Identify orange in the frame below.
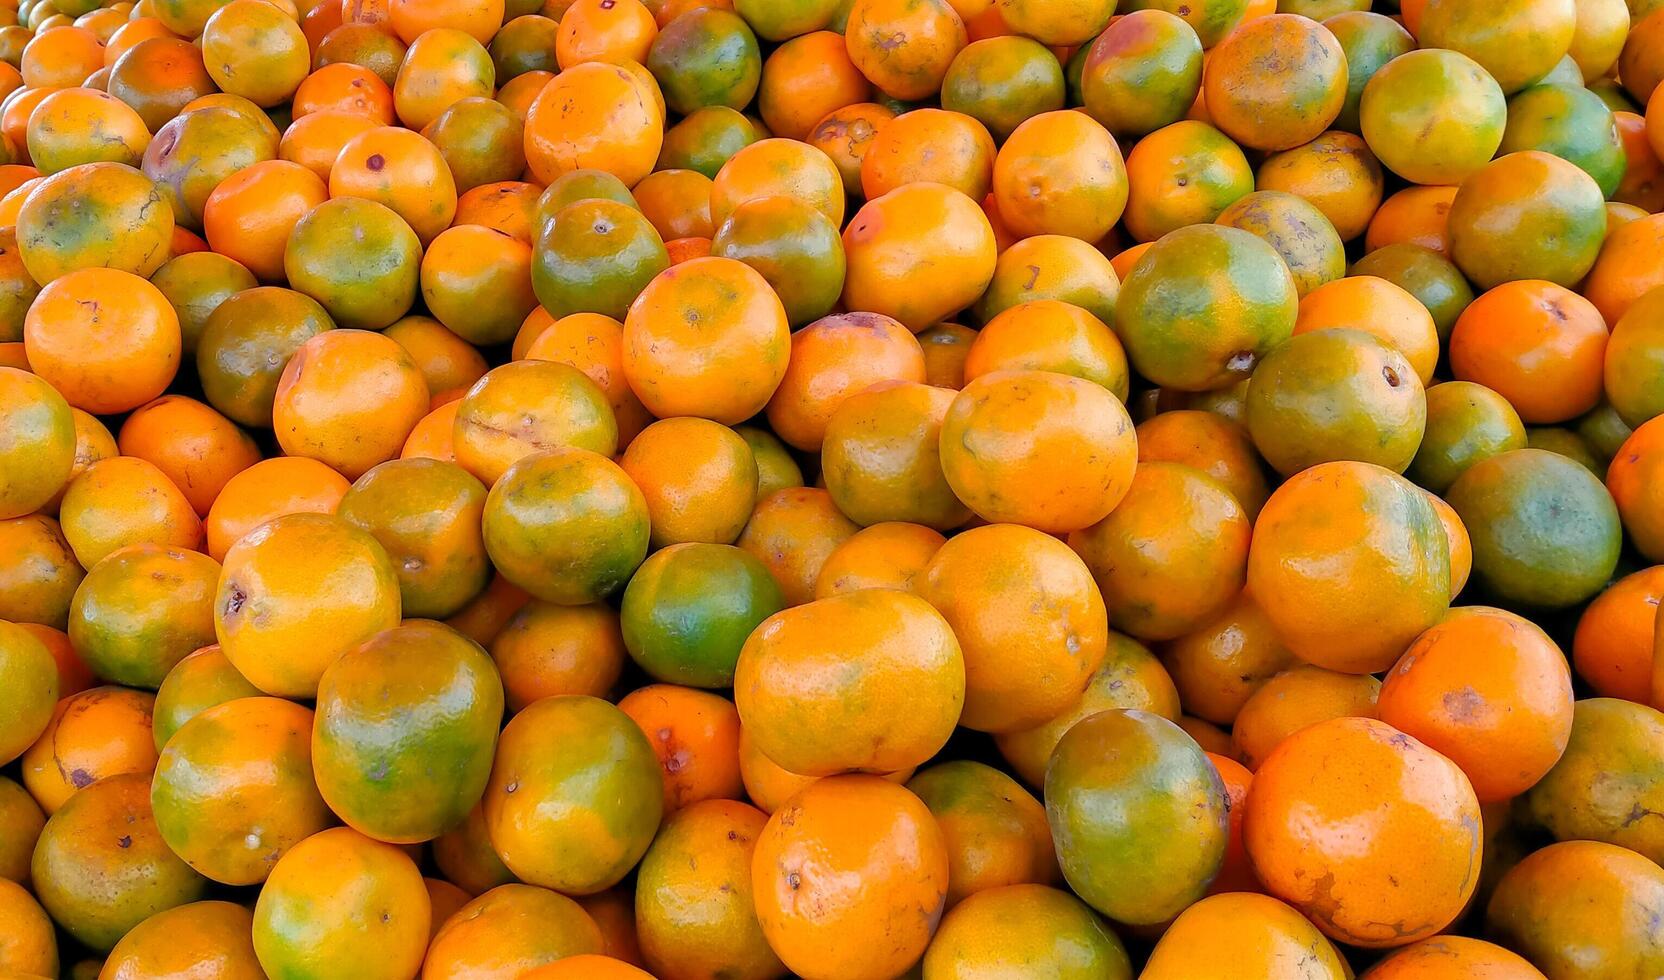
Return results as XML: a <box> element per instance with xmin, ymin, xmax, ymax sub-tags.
<box><xmin>251</xmin><ymin>828</ymin><xmax>430</xmax><ymax>980</ymax></box>
<box><xmin>1247</xmin><ymin>462</ymin><xmax>1450</xmax><ymax>674</ymax></box>
<box><xmin>1122</xmin><ymin>120</ymin><xmax>1253</xmax><ymax>243</ymax></box>
<box><xmin>907</xmin><ymin>762</ymin><xmax>1056</xmax><ymax>907</ymax></box>
<box><xmin>23</xmin><ymin>267</ymin><xmax>178</xmax><ymax>416</ymax></box>
<box><xmin>58</xmin><ymin>456</ymin><xmax>202</xmax><ymax>569</ymax></box>
<box><xmin>1609</xmin><ymin>418</ymin><xmax>1664</xmax><ymax>563</ymax></box>
<box><xmin>1231</xmin><ymin>664</ymin><xmax>1381</xmax><ymax>771</ymax></box>
<box><xmin>1446</xmin><ymin>151</ymin><xmax>1606</xmax><ymax>291</ymax></box>
<box><xmin>98</xmin><ymin>900</ymin><xmax>263</xmax><ymax>980</ymax></box>
<box><xmin>621</xmin><ymin>256</ymin><xmax>790</xmax><ymax>424</ymax></box>
<box><xmin>735</xmin><ymin>588</ymin><xmax>964</xmax><ymax>776</ymax></box>
<box><xmin>918</xmin><ymin>522</ymin><xmax>1107</xmax><ymax>733</ymax></box>
<box><xmin>924</xmin><ymin>884</ymin><xmax>1132</xmax><ymax>978</ymax></box>
<box><xmin>917</xmin><ymin>323</ymin><xmax>977</xmax><ymax>390</ymax></box>
<box><xmin>422</xmin><ymin>95</ymin><xmax>524</xmax><ymax>193</ymax></box>
<box><xmin>1359</xmin><ymin>48</ymin><xmax>1506</xmax><ymax>186</ymax></box>
<box><xmin>1079</xmin><ymin>10</ymin><xmax>1203</xmax><ymax>139</ymax></box>
<box><xmin>758</xmin><ymin>29</ymin><xmax>868</xmax><ymax>141</ymax></box>
<box><xmin>20</xmin><ymin>686</ymin><xmax>156</xmax><ymax>814</ymax></box>
<box><xmin>619</xmin><ymin>417</ymin><xmax>757</xmax><ymax>547</ymax></box>
<box><xmin>200</xmin><ymin>0</ymin><xmax>308</xmax><ymax>107</ymax></box>
<box><xmin>481</xmin><ymin>448</ymin><xmax>650</xmax><ymax>606</ymax></box>
<box><xmin>285</xmin><ymin>197</ymin><xmax>421</xmax><ymax>330</ymax></box>
<box><xmin>116</xmin><ymin>395</ymin><xmax>259</xmax><ymax>517</ymax></box>
<box><xmin>843</xmin><ymin>0</ymin><xmax>965</xmax><ymax>101</ymax></box>
<box><xmin>201</xmin><ymin>159</ymin><xmax>327</xmax><ymax>282</ymax></box>
<box><xmin>842</xmin><ymin>181</ymin><xmax>997</xmax><ymax>332</ymax></box>
<box><xmin>383</xmin><ymin>316</ymin><xmax>488</xmax><ymax>398</ymax></box>
<box><xmin>524</xmin><ymin>61</ymin><xmax>661</xmax><ymax>187</ymax></box>
<box><xmin>484</xmin><ymin>695</ymin><xmax>662</xmax><ymax>894</ymax></box>
<box><xmin>1586</xmin><ymin>214</ymin><xmax>1664</xmax><ymax>327</ymax></box>
<box><xmin>1408</xmin><ymin>381</ymin><xmax>1528</xmax><ymax>495</ymax></box>
<box><xmin>336</xmin><ymin>458</ymin><xmax>491</xmax><ymax>619</ymax></box>
<box><xmin>1135</xmin><ymin>409</ymin><xmax>1268</xmax><ymax>519</ymax></box>
<box><xmin>490</xmin><ymin>600</ymin><xmax>625</xmax><ymax>712</ymax></box>
<box><xmin>0</xmin><ymin>623</ymin><xmax>55</xmax><ymax>770</ymax></box>
<box><xmin>521</xmin><ymin>311</ymin><xmax>652</xmax><ymax>443</ymax></box>
<box><xmin>765</xmin><ymin>311</ymin><xmax>926</xmax><ymax>451</ymax></box>
<box><xmin>1068</xmin><ymin>461</ymin><xmax>1250</xmax><ymax>641</ymax></box>
<box><xmin>23</xmin><ymin>87</ymin><xmax>149</xmax><ymax>175</ymax></box>
<box><xmin>556</xmin><ymin>0</ymin><xmax>656</xmax><ymax>69</ymax></box>
<box><xmin>328</xmin><ymin>125</ymin><xmax>457</xmax><ymax>243</ymax></box>
<box><xmin>1365</xmin><ymin>186</ymin><xmax>1459</xmax><ymax>256</ymax></box>
<box><xmin>452</xmin><ymin>360</ymin><xmax>618</xmax><ymax>487</ymax></box>
<box><xmin>735</xmin><ymin>487</ymin><xmax>859</xmax><ymax>607</ymax></box>
<box><xmin>752</xmin><ymin>775</ymin><xmax>948</xmax><ymax>980</ymax></box>
<box><xmin>634</xmin><ymin>798</ymin><xmax>781</xmax><ymax>980</ymax></box>
<box><xmin>1247</xmin><ymin>718</ymin><xmax>1481</xmax><ymax>947</ymax></box>
<box><xmin>973</xmin><ymin>233</ymin><xmax>1120</xmax><ymax>328</ymax></box>
<box><xmin>30</xmin><ymin>772</ymin><xmax>206</xmax><ymax>951</ymax></box>
<box><xmin>203</xmin><ymin>456</ymin><xmax>350</xmax><ymax>561</ymax></box>
<box><xmin>150</xmin><ymin>643</ymin><xmax>261</xmax><ymax>750</ymax></box>
<box><xmin>1142</xmin><ymin>892</ymin><xmax>1347</xmax><ymax>979</ymax></box>
<box><xmin>1378</xmin><ymin>606</ymin><xmax>1574</xmax><ymax>803</ymax></box>
<box><xmin>617</xmin><ymin>684</ymin><xmax>743</xmax><ymax>812</ymax></box>
<box><xmin>19</xmin><ymin>25</ymin><xmax>101</xmax><ymax>88</ymax></box>
<box><xmin>1204</xmin><ymin>14</ymin><xmax>1346</xmax><ymax>152</ymax></box>
<box><xmin>0</xmin><ymin>517</ymin><xmax>83</xmax><ymax>630</ymax></box>
<box><xmin>710</xmin><ymin>137</ymin><xmax>844</xmax><ymax>229</ymax></box>
<box><xmin>1216</xmin><ymin>190</ymin><xmax>1345</xmax><ymax>299</ymax></box>
<box><xmin>1488</xmin><ymin>840</ymin><xmax>1664</xmax><ymax>972</ymax></box>
<box><xmin>142</xmin><ymin>107</ymin><xmax>279</xmax><ymax>231</ymax></box>
<box><xmin>861</xmin><ymin>107</ymin><xmax>994</xmax><ymax>201</ymax></box>
<box><xmin>391</xmin><ymin>27</ymin><xmax>494</xmax><ymax>131</ymax></box>
<box><xmin>1161</xmin><ymin>589</ymin><xmax>1293</xmax><ymax>727</ymax></box>
<box><xmin>455</xmin><ymin>180</ymin><xmax>541</xmax><ymax>243</ymax></box>
<box><xmin>15</xmin><ymin>162</ymin><xmax>172</xmax><ymax>284</ymax></box>
<box><xmin>991</xmin><ymin>108</ymin><xmax>1127</xmax><ymax>242</ymax></box>
<box><xmin>215</xmin><ymin>513</ymin><xmax>402</xmax><ymax>698</ymax></box>
<box><xmin>0</xmin><ymin>366</ymin><xmax>74</xmax><ymax>521</ymax></box>
<box><xmin>805</xmin><ymin>101</ymin><xmax>894</xmax><ymax>194</ymax></box>
<box><xmin>148</xmin><ymin>252</ymin><xmax>258</xmax><ymax>356</ymax></box>
<box><xmin>278</xmin><ymin>108</ymin><xmax>380</xmax><ymax>179</ymax></box>
<box><xmin>821</xmin><ymin>381</ymin><xmax>970</xmax><ymax>531</ymax></box>
<box><xmin>939</xmin><ymin>370</ymin><xmax>1135</xmax><ymax>534</ymax></box>
<box><xmin>1449</xmin><ymin>280</ymin><xmax>1608</xmax><ymax>424</ymax></box>
<box><xmin>151</xmin><ymin>697</ymin><xmax>332</xmax><ymax>885</ymax></box>
<box><xmin>423</xmin><ymin>883</ymin><xmax>603</xmax><ymax>978</ymax></box>
<box><xmin>1361</xmin><ymin>936</ymin><xmax>1558</xmax><ymax>980</ymax></box>
<box><xmin>66</xmin><ymin>543</ymin><xmax>218</xmax><ymax>689</ymax></box>
<box><xmin>272</xmin><ymin>328</ymin><xmax>428</xmax><ymax>479</ymax></box>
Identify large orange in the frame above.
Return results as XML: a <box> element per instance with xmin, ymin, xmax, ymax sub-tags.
<box><xmin>1204</xmin><ymin>14</ymin><xmax>1346</xmax><ymax>152</ymax></box>
<box><xmin>524</xmin><ymin>60</ymin><xmax>661</xmax><ymax>187</ymax></box>
<box><xmin>752</xmin><ymin>775</ymin><xmax>949</xmax><ymax>980</ymax></box>
<box><xmin>841</xmin><ymin>181</ymin><xmax>997</xmax><ymax>332</ymax></box>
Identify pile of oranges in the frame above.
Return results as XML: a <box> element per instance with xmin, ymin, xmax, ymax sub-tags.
<box><xmin>2</xmin><ymin>0</ymin><xmax>1664</xmax><ymax>975</ymax></box>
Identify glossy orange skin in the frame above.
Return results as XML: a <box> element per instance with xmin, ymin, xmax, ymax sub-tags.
<box><xmin>765</xmin><ymin>311</ymin><xmax>925</xmax><ymax>451</ymax></box>
<box><xmin>329</xmin><ymin>125</ymin><xmax>457</xmax><ymax>243</ymax></box>
<box><xmin>1245</xmin><ymin>717</ymin><xmax>1482</xmax><ymax>948</ymax></box>
<box><xmin>1449</xmin><ymin>280</ymin><xmax>1608</xmax><ymax>424</ymax></box>
<box><xmin>759</xmin><ymin>30</ymin><xmax>868</xmax><ymax>142</ymax></box>
<box><xmin>632</xmin><ymin>168</ymin><xmax>714</xmax><ymax>242</ymax></box>
<box><xmin>1365</xmin><ymin>186</ymin><xmax>1457</xmax><ymax>256</ymax></box>
<box><xmin>455</xmin><ymin>180</ymin><xmax>541</xmax><ymax>244</ymax></box>
<box><xmin>23</xmin><ymin>267</ymin><xmax>179</xmax><ymax>415</ymax></box>
<box><xmin>923</xmin><ymin>883</ymin><xmax>1133</xmax><ymax>979</ymax></box>
<box><xmin>633</xmin><ymin>799</ymin><xmax>781</xmax><ymax>980</ymax></box>
<box><xmin>523</xmin><ymin>311</ymin><xmax>653</xmax><ymax>444</ymax></box>
<box><xmin>251</xmin><ymin>828</ymin><xmax>430</xmax><ymax>980</ymax></box>
<box><xmin>710</xmin><ymin>137</ymin><xmax>844</xmax><ymax>229</ymax></box>
<box><xmin>1585</xmin><ymin>214</ymin><xmax>1664</xmax><ymax>329</ymax></box>
<box><xmin>1135</xmin><ymin>410</ymin><xmax>1267</xmax><ymax>520</ymax></box>
<box><xmin>736</xmin><ymin>589</ymin><xmax>964</xmax><ymax>777</ymax></box>
<box><xmin>524</xmin><ymin>61</ymin><xmax>661</xmax><ymax>187</ymax></box>
<box><xmin>1360</xmin><ymin>936</ymin><xmax>1548</xmax><ymax>980</ymax></box>
<box><xmin>1208</xmin><ymin>14</ymin><xmax>1346</xmax><ymax>152</ymax></box>
<box><xmin>58</xmin><ymin>456</ymin><xmax>202</xmax><ymax>569</ymax></box>
<box><xmin>203</xmin><ymin>455</ymin><xmax>350</xmax><ymax>561</ymax></box>
<box><xmin>403</xmin><ymin>400</ymin><xmax>462</xmax><ymax>464</ymax></box>
<box><xmin>391</xmin><ymin>28</ymin><xmax>495</xmax><ymax>131</ymax></box>
<box><xmin>20</xmin><ymin>26</ymin><xmax>101</xmax><ymax>88</ymax></box>
<box><xmin>556</xmin><ymin>0</ymin><xmax>657</xmax><ymax>68</ymax></box>
<box><xmin>1069</xmin><ymin>461</ymin><xmax>1250</xmax><ymax>642</ymax></box>
<box><xmin>576</xmin><ymin>886</ymin><xmax>643</xmax><ymax>968</ymax></box>
<box><xmin>1255</xmin><ymin>131</ymin><xmax>1385</xmax><ymax>243</ymax></box>
<box><xmin>98</xmin><ymin>900</ymin><xmax>264</xmax><ymax>980</ymax></box>
<box><xmin>820</xmin><ymin>381</ymin><xmax>969</xmax><ymax>531</ymax></box>
<box><xmin>278</xmin><ymin>108</ymin><xmax>379</xmax><ymax>179</ymax></box>
<box><xmin>621</xmin><ymin>417</ymin><xmax>757</xmax><ymax>548</ymax></box>
<box><xmin>1161</xmin><ymin>589</ymin><xmax>1294</xmax><ymax>726</ymax></box>
<box><xmin>1486</xmin><ymin>839</ymin><xmax>1664</xmax><ymax>978</ymax></box>
<box><xmin>294</xmin><ymin>63</ymin><xmax>395</xmax><ymax>123</ymax></box>
<box><xmin>618</xmin><ymin>684</ymin><xmax>743</xmax><ymax>813</ymax></box>
<box><xmin>813</xmin><ymin>523</ymin><xmax>944</xmax><ymax>599</ymax></box>
<box><xmin>843</xmin><ymin>0</ymin><xmax>965</xmax><ymax>101</ymax></box>
<box><xmin>906</xmin><ymin>760</ymin><xmax>1056</xmax><ymax>907</ymax></box>
<box><xmin>21</xmin><ymin>686</ymin><xmax>156</xmax><ymax>815</ymax></box>
<box><xmin>488</xmin><ymin>600</ymin><xmax>624</xmax><ymax>713</ymax></box>
<box><xmin>215</xmin><ymin>513</ymin><xmax>402</xmax><ymax>698</ymax></box>
<box><xmin>384</xmin><ymin>316</ymin><xmax>489</xmax><ymax>398</ymax></box>
<box><xmin>452</xmin><ymin>360</ymin><xmax>617</xmax><ymax>487</ymax></box>
<box><xmin>622</xmin><ymin>256</ymin><xmax>790</xmax><ymax>424</ymax></box>
<box><xmin>1142</xmin><ymin>892</ymin><xmax>1347</xmax><ymax>979</ymax></box>
<box><xmin>0</xmin><ymin>517</ymin><xmax>83</xmax><ymax>631</ymax></box>
<box><xmin>1121</xmin><ymin>120</ymin><xmax>1253</xmax><ymax>243</ymax></box>
<box><xmin>1204</xmin><ymin>751</ymin><xmax>1259</xmax><ymax>895</ymax></box>
<box><xmin>752</xmin><ymin>775</ymin><xmax>948</xmax><ymax>980</ymax></box>
<box><xmin>993</xmin><ymin>112</ymin><xmax>1127</xmax><ymax>242</ymax></box>
<box><xmin>1426</xmin><ymin>493</ymin><xmax>1472</xmax><ymax>599</ymax></box>
<box><xmin>200</xmin><ymin>0</ymin><xmax>309</xmax><ymax>107</ymax></box>
<box><xmin>939</xmin><ymin>369</ymin><xmax>1136</xmax><ymax>534</ymax></box>
<box><xmin>1378</xmin><ymin>607</ymin><xmax>1573</xmax><ymax>803</ymax></box>
<box><xmin>1246</xmin><ymin>461</ymin><xmax>1450</xmax><ymax>674</ymax></box>
<box><xmin>387</xmin><ymin>0</ymin><xmax>501</xmax><ymax>44</ymax></box>
<box><xmin>735</xmin><ymin>487</ymin><xmax>857</xmax><ymax>608</ymax></box>
<box><xmin>861</xmin><ymin>107</ymin><xmax>993</xmax><ymax>201</ymax></box>
<box><xmin>1609</xmin><ymin>420</ymin><xmax>1664</xmax><ymax>565</ymax></box>
<box><xmin>1231</xmin><ymin>665</ymin><xmax>1381</xmax><ymax>771</ymax></box>
<box><xmin>842</xmin><ymin>181</ymin><xmax>997</xmax><ymax>332</ymax></box>
<box><xmin>482</xmin><ymin>695</ymin><xmax>663</xmax><ymax>895</ymax></box>
<box><xmin>151</xmin><ymin>697</ymin><xmax>331</xmax><ymax>885</ymax></box>
<box><xmin>1295</xmin><ymin>276</ymin><xmax>1440</xmax><ymax>386</ymax></box>
<box><xmin>203</xmin><ymin>159</ymin><xmax>328</xmax><ymax>282</ymax></box>
<box><xmin>1419</xmin><ymin>0</ymin><xmax>1575</xmax><ymax>94</ymax></box>
<box><xmin>806</xmin><ymin>101</ymin><xmax>895</xmax><ymax>195</ymax></box>
<box><xmin>918</xmin><ymin>522</ymin><xmax>1108</xmax><ymax>733</ymax></box>
<box><xmin>336</xmin><ymin>458</ymin><xmax>490</xmax><ymax>619</ymax></box>
<box><xmin>0</xmin><ymin>624</ymin><xmax>56</xmax><ymax>778</ymax></box>
<box><xmin>30</xmin><ymin>772</ymin><xmax>206</xmax><ymax>952</ymax></box>
<box><xmin>24</xmin><ymin>87</ymin><xmax>150</xmax><ymax>175</ymax></box>
<box><xmin>116</xmin><ymin>395</ymin><xmax>260</xmax><ymax>517</ymax></box>
<box><xmin>273</xmin><ymin>329</ymin><xmax>430</xmax><ymax>480</ymax></box>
